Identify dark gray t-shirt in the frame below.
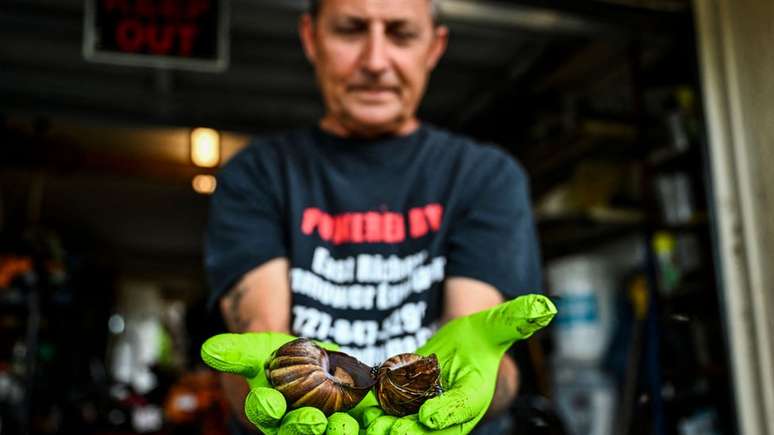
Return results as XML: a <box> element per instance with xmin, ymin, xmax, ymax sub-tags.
<box><xmin>205</xmin><ymin>123</ymin><xmax>542</xmax><ymax>366</ymax></box>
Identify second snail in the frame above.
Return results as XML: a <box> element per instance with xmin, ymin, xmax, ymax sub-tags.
<box><xmin>265</xmin><ymin>338</ymin><xmax>443</xmax><ymax>417</ymax></box>
<box><xmin>373</xmin><ymin>353</ymin><xmax>444</xmax><ymax>417</ymax></box>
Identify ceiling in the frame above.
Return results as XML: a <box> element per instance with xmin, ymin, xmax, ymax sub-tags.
<box><xmin>1</xmin><ymin>0</ymin><xmax>691</xmax><ymax>131</ymax></box>
<box><xmin>0</xmin><ymin>0</ymin><xmax>696</xmax><ymax>285</ymax></box>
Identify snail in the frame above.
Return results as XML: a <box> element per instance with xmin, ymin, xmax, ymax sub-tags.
<box><xmin>265</xmin><ymin>338</ymin><xmax>376</xmax><ymax>416</ymax></box>
<box><xmin>373</xmin><ymin>353</ymin><xmax>444</xmax><ymax>417</ymax></box>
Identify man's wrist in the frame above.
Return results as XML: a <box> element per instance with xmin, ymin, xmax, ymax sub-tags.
<box><xmin>483</xmin><ymin>355</ymin><xmax>519</xmax><ymax>420</ymax></box>
<box><xmin>221</xmin><ymin>373</ymin><xmax>260</xmax><ymax>432</ymax></box>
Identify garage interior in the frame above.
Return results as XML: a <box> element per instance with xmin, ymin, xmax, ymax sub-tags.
<box><xmin>0</xmin><ymin>1</ymin><xmax>736</xmax><ymax>434</ymax></box>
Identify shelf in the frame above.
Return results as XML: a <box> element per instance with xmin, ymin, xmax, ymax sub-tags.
<box><xmin>538</xmin><ymin>210</ymin><xmax>711</xmax><ymax>260</ymax></box>
<box><xmin>526</xmin><ymin>118</ymin><xmax>645</xmax><ymax>196</ymax></box>
<box><xmin>654</xmin><ymin>217</ymin><xmax>709</xmax><ymax>233</ymax></box>
<box><xmin>647</xmin><ymin>146</ymin><xmax>703</xmax><ymax>172</ymax></box>
<box><xmin>538</xmin><ymin>213</ymin><xmax>646</xmax><ymax>258</ymax></box>
<box><xmin>660</xmin><ymin>277</ymin><xmax>716</xmax><ymax>304</ymax></box>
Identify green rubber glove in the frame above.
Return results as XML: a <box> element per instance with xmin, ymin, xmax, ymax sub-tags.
<box><xmin>362</xmin><ymin>294</ymin><xmax>557</xmax><ymax>435</ymax></box>
<box><xmin>200</xmin><ymin>332</ymin><xmax>360</xmax><ymax>435</ymax></box>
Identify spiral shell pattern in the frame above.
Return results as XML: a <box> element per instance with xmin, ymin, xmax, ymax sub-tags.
<box><xmin>265</xmin><ymin>338</ymin><xmax>375</xmax><ymax>416</ymax></box>
<box><xmin>374</xmin><ymin>353</ymin><xmax>443</xmax><ymax>417</ymax></box>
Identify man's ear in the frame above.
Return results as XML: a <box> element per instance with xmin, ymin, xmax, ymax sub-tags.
<box><xmin>426</xmin><ymin>25</ymin><xmax>449</xmax><ymax>70</ymax></box>
<box><xmin>298</xmin><ymin>13</ymin><xmax>318</xmax><ymax>64</ymax></box>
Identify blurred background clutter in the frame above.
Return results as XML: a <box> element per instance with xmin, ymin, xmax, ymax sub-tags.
<box><xmin>2</xmin><ymin>0</ymin><xmax>773</xmax><ymax>434</ymax></box>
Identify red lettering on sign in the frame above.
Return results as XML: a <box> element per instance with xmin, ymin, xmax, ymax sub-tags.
<box><xmin>177</xmin><ymin>25</ymin><xmax>198</xmax><ymax>56</ymax></box>
<box><xmin>113</xmin><ymin>20</ymin><xmax>200</xmax><ymax>56</ymax></box>
<box><xmin>116</xmin><ymin>19</ymin><xmax>144</xmax><ymax>52</ymax></box>
<box><xmin>135</xmin><ymin>0</ymin><xmax>156</xmax><ymax>16</ymax></box>
<box><xmin>145</xmin><ymin>25</ymin><xmax>175</xmax><ymax>55</ymax></box>
<box><xmin>187</xmin><ymin>0</ymin><xmax>211</xmax><ymax>18</ymax></box>
<box><xmin>101</xmin><ymin>0</ymin><xmax>211</xmax><ymax>58</ymax></box>
<box><xmin>103</xmin><ymin>0</ymin><xmax>207</xmax><ymax>19</ymax></box>
<box><xmin>159</xmin><ymin>0</ymin><xmax>180</xmax><ymax>18</ymax></box>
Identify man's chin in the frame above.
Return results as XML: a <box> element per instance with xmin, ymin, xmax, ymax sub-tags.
<box><xmin>345</xmin><ymin>110</ymin><xmax>406</xmax><ymax>135</ymax></box>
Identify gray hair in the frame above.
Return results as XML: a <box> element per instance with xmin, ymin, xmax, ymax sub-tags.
<box><xmin>308</xmin><ymin>0</ymin><xmax>441</xmax><ymax>24</ymax></box>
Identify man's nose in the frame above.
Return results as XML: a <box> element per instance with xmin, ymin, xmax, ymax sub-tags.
<box><xmin>362</xmin><ymin>28</ymin><xmax>389</xmax><ymax>75</ymax></box>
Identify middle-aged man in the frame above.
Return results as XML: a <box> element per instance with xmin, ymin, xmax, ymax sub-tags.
<box><xmin>200</xmin><ymin>0</ymin><xmax>552</xmax><ymax>434</ymax></box>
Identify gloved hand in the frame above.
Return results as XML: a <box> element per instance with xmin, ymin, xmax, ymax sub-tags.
<box><xmin>361</xmin><ymin>294</ymin><xmax>557</xmax><ymax>435</ymax></box>
<box><xmin>200</xmin><ymin>332</ymin><xmax>361</xmax><ymax>435</ymax></box>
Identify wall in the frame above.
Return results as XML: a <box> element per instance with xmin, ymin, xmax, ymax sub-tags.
<box><xmin>694</xmin><ymin>1</ymin><xmax>774</xmax><ymax>434</ymax></box>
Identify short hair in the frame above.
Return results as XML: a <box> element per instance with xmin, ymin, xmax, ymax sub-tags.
<box><xmin>308</xmin><ymin>0</ymin><xmax>441</xmax><ymax>25</ymax></box>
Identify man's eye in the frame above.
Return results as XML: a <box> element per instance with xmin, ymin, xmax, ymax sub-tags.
<box><xmin>387</xmin><ymin>25</ymin><xmax>419</xmax><ymax>42</ymax></box>
<box><xmin>335</xmin><ymin>25</ymin><xmax>365</xmax><ymax>34</ymax></box>
<box><xmin>391</xmin><ymin>31</ymin><xmax>418</xmax><ymax>43</ymax></box>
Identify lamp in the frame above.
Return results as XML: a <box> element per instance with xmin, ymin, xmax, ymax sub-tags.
<box><xmin>192</xmin><ymin>175</ymin><xmax>217</xmax><ymax>195</ymax></box>
<box><xmin>190</xmin><ymin>127</ymin><xmax>221</xmax><ymax>168</ymax></box>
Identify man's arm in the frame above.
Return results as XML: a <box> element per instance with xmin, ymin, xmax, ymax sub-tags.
<box><xmin>218</xmin><ymin>258</ymin><xmax>292</xmax><ymax>431</ymax></box>
<box><xmin>442</xmin><ymin>276</ymin><xmax>520</xmax><ymax>418</ymax></box>
<box><xmin>220</xmin><ymin>257</ymin><xmax>292</xmax><ymax>333</ymax></box>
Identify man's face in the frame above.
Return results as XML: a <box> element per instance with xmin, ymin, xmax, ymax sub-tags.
<box><xmin>300</xmin><ymin>0</ymin><xmax>448</xmax><ymax>137</ymax></box>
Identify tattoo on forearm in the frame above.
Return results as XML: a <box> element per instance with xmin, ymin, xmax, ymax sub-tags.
<box><xmin>223</xmin><ymin>285</ymin><xmax>248</xmax><ymax>331</ymax></box>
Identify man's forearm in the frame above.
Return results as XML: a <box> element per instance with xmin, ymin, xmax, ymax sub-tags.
<box><xmin>218</xmin><ymin>284</ymin><xmax>261</xmax><ymax>432</ymax></box>
<box><xmin>221</xmin><ymin>282</ymin><xmax>251</xmax><ymax>332</ymax></box>
<box><xmin>219</xmin><ymin>258</ymin><xmax>292</xmax><ymax>333</ymax></box>
<box><xmin>484</xmin><ymin>354</ymin><xmax>520</xmax><ymax>419</ymax></box>
<box><xmin>217</xmin><ymin>260</ymin><xmax>293</xmax><ymax>431</ymax></box>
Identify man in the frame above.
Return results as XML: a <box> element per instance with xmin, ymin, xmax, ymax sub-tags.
<box><xmin>204</xmin><ymin>0</ymin><xmax>544</xmax><ymax>433</ymax></box>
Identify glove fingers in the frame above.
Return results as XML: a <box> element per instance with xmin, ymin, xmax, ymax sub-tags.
<box><xmin>326</xmin><ymin>412</ymin><xmax>359</xmax><ymax>435</ymax></box>
<box><xmin>245</xmin><ymin>387</ymin><xmax>287</xmax><ymax>430</ymax></box>
<box><xmin>347</xmin><ymin>391</ymin><xmax>379</xmax><ymax>422</ymax></box>
<box><xmin>365</xmin><ymin>415</ymin><xmax>398</xmax><ymax>435</ymax></box>
<box><xmin>201</xmin><ymin>332</ymin><xmax>295</xmax><ymax>377</ymax></box>
<box><xmin>278</xmin><ymin>407</ymin><xmax>328</xmax><ymax>435</ymax></box>
<box><xmin>418</xmin><ymin>372</ymin><xmax>488</xmax><ymax>430</ymax></box>
<box><xmin>392</xmin><ymin>415</ymin><xmax>469</xmax><ymax>435</ymax></box>
<box><xmin>472</xmin><ymin>294</ymin><xmax>557</xmax><ymax>347</ymax></box>
<box><xmin>361</xmin><ymin>406</ymin><xmax>385</xmax><ymax>428</ymax></box>
<box><xmin>389</xmin><ymin>415</ymin><xmax>432</xmax><ymax>435</ymax></box>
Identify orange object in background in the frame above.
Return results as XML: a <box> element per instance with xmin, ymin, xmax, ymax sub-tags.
<box><xmin>0</xmin><ymin>256</ymin><xmax>33</xmax><ymax>287</ymax></box>
<box><xmin>164</xmin><ymin>368</ymin><xmax>228</xmax><ymax>435</ymax></box>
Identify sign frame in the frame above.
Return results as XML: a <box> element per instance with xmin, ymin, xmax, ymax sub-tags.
<box><xmin>83</xmin><ymin>0</ymin><xmax>230</xmax><ymax>72</ymax></box>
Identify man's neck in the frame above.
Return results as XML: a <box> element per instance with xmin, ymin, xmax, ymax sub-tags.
<box><xmin>319</xmin><ymin>116</ymin><xmax>421</xmax><ymax>139</ymax></box>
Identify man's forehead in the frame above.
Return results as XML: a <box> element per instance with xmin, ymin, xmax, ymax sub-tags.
<box><xmin>321</xmin><ymin>0</ymin><xmax>432</xmax><ymax>22</ymax></box>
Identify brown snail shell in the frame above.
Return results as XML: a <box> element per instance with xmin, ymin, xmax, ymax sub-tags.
<box><xmin>373</xmin><ymin>353</ymin><xmax>444</xmax><ymax>417</ymax></box>
<box><xmin>265</xmin><ymin>338</ymin><xmax>376</xmax><ymax>416</ymax></box>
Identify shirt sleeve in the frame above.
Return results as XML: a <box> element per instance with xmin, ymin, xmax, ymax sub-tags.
<box><xmin>444</xmin><ymin>150</ymin><xmax>543</xmax><ymax>298</ymax></box>
<box><xmin>204</xmin><ymin>143</ymin><xmax>287</xmax><ymax>310</ymax></box>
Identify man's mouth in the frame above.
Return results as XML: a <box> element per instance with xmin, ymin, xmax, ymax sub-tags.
<box><xmin>349</xmin><ymin>86</ymin><xmax>398</xmax><ymax>96</ymax></box>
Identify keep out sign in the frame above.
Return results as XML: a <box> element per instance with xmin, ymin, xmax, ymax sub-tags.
<box><xmin>84</xmin><ymin>0</ymin><xmax>228</xmax><ymax>71</ymax></box>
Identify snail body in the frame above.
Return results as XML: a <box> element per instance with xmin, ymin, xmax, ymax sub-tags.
<box><xmin>265</xmin><ymin>338</ymin><xmax>375</xmax><ymax>416</ymax></box>
<box><xmin>374</xmin><ymin>353</ymin><xmax>443</xmax><ymax>417</ymax></box>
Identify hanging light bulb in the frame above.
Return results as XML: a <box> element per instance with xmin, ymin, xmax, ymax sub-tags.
<box><xmin>190</xmin><ymin>127</ymin><xmax>220</xmax><ymax>168</ymax></box>
<box><xmin>192</xmin><ymin>175</ymin><xmax>217</xmax><ymax>195</ymax></box>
